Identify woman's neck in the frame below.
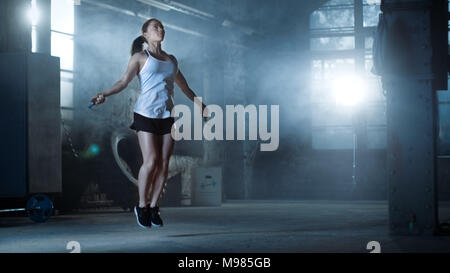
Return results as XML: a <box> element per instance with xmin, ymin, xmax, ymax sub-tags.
<box><xmin>147</xmin><ymin>41</ymin><xmax>163</xmax><ymax>55</ymax></box>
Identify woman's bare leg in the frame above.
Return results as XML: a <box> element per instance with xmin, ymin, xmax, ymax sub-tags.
<box><xmin>146</xmin><ymin>157</ymin><xmax>161</xmax><ymax>206</ymax></box>
<box><xmin>137</xmin><ymin>131</ymin><xmax>161</xmax><ymax>208</ymax></box>
<box><xmin>148</xmin><ymin>133</ymin><xmax>174</xmax><ymax>207</ymax></box>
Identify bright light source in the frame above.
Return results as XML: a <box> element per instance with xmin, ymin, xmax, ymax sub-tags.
<box><xmin>332</xmin><ymin>75</ymin><xmax>365</xmax><ymax>107</ymax></box>
<box><xmin>366</xmin><ymin>0</ymin><xmax>381</xmax><ymax>5</ymax></box>
<box><xmin>28</xmin><ymin>0</ymin><xmax>39</xmax><ymax>26</ymax></box>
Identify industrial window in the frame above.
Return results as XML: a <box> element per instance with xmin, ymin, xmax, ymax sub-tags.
<box><xmin>309</xmin><ymin>0</ymin><xmax>385</xmax><ymax>150</ymax></box>
<box><xmin>31</xmin><ymin>0</ymin><xmax>75</xmax><ymax>122</ymax></box>
<box><xmin>51</xmin><ymin>0</ymin><xmax>74</xmax><ymax>121</ymax></box>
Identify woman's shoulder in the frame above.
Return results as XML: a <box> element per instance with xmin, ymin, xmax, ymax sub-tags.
<box><xmin>132</xmin><ymin>50</ymin><xmax>148</xmax><ymax>60</ymax></box>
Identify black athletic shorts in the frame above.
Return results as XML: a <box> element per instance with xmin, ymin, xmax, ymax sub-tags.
<box><xmin>129</xmin><ymin>112</ymin><xmax>175</xmax><ymax>135</ymax></box>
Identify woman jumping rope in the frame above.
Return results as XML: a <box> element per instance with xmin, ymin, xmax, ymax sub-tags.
<box><xmin>90</xmin><ymin>18</ymin><xmax>208</xmax><ymax>229</ymax></box>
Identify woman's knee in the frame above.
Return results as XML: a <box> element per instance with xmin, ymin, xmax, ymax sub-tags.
<box><xmin>141</xmin><ymin>157</ymin><xmax>160</xmax><ymax>172</ymax></box>
<box><xmin>159</xmin><ymin>158</ymin><xmax>170</xmax><ymax>173</ymax></box>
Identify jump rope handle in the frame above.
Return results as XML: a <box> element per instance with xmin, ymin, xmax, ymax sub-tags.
<box><xmin>89</xmin><ymin>92</ymin><xmax>104</xmax><ymax>108</ymax></box>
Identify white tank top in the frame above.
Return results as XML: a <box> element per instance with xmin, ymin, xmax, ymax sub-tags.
<box><xmin>133</xmin><ymin>48</ymin><xmax>178</xmax><ymax>118</ymax></box>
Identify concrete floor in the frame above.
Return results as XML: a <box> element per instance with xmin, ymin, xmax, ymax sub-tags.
<box><xmin>1</xmin><ymin>200</ymin><xmax>450</xmax><ymax>253</ymax></box>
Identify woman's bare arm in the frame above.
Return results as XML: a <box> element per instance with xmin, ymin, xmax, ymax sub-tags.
<box><xmin>174</xmin><ymin>69</ymin><xmax>207</xmax><ymax>115</ymax></box>
<box><xmin>90</xmin><ymin>54</ymin><xmax>140</xmax><ymax>105</ymax></box>
<box><xmin>102</xmin><ymin>54</ymin><xmax>140</xmax><ymax>97</ymax></box>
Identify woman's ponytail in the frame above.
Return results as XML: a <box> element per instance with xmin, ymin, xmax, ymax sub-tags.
<box><xmin>131</xmin><ymin>35</ymin><xmax>146</xmax><ymax>56</ymax></box>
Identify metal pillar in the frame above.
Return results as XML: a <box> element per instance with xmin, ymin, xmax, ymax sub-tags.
<box><xmin>0</xmin><ymin>0</ymin><xmax>61</xmax><ymax>198</ymax></box>
<box><xmin>383</xmin><ymin>0</ymin><xmax>442</xmax><ymax>235</ymax></box>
